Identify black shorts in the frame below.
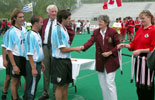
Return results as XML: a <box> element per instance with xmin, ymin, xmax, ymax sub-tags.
<box><xmin>11</xmin><ymin>55</ymin><xmax>26</xmax><ymax>78</ymax></box>
<box><xmin>51</xmin><ymin>58</ymin><xmax>73</xmax><ymax>85</ymax></box>
<box><xmin>6</xmin><ymin>55</ymin><xmax>12</xmax><ymax>75</ymax></box>
<box><xmin>76</xmin><ymin>27</ymin><xmax>80</xmax><ymax>31</ymax></box>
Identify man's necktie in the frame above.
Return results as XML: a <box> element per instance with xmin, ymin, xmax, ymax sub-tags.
<box><xmin>47</xmin><ymin>20</ymin><xmax>53</xmax><ymax>48</ymax></box>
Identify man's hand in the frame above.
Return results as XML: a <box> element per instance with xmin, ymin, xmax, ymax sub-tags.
<box><xmin>13</xmin><ymin>65</ymin><xmax>20</xmax><ymax>75</ymax></box>
<box><xmin>74</xmin><ymin>47</ymin><xmax>82</xmax><ymax>53</ymax></box>
<box><xmin>3</xmin><ymin>59</ymin><xmax>8</xmax><ymax>67</ymax></box>
<box><xmin>32</xmin><ymin>68</ymin><xmax>38</xmax><ymax>77</ymax></box>
<box><xmin>41</xmin><ymin>62</ymin><xmax>45</xmax><ymax>72</ymax></box>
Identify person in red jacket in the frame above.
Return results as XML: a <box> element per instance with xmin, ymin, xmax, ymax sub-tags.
<box><xmin>135</xmin><ymin>17</ymin><xmax>141</xmax><ymax>32</ymax></box>
<box><xmin>127</xmin><ymin>17</ymin><xmax>135</xmax><ymax>41</ymax></box>
<box><xmin>81</xmin><ymin>15</ymin><xmax>120</xmax><ymax>100</ymax></box>
<box><xmin>118</xmin><ymin>10</ymin><xmax>155</xmax><ymax>100</ymax></box>
<box><xmin>120</xmin><ymin>17</ymin><xmax>127</xmax><ymax>42</ymax></box>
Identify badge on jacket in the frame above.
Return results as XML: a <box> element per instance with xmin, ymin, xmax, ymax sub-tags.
<box><xmin>108</xmin><ymin>37</ymin><xmax>113</xmax><ymax>43</ymax></box>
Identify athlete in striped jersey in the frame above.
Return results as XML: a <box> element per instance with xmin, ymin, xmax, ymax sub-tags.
<box><xmin>7</xmin><ymin>8</ymin><xmax>27</xmax><ymax>100</ymax></box>
<box><xmin>1</xmin><ymin>27</ymin><xmax>13</xmax><ymax>100</ymax></box>
<box><xmin>24</xmin><ymin>15</ymin><xmax>45</xmax><ymax>100</ymax></box>
<box><xmin>51</xmin><ymin>10</ymin><xmax>81</xmax><ymax>100</ymax></box>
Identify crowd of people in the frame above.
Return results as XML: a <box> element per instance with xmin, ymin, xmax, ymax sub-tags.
<box><xmin>0</xmin><ymin>3</ymin><xmax>155</xmax><ymax>100</ymax></box>
<box><xmin>112</xmin><ymin>16</ymin><xmax>142</xmax><ymax>42</ymax></box>
<box><xmin>71</xmin><ymin>19</ymin><xmax>91</xmax><ymax>35</ymax></box>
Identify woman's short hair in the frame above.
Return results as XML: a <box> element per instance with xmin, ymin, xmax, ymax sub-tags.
<box><xmin>98</xmin><ymin>15</ymin><xmax>110</xmax><ymax>27</ymax></box>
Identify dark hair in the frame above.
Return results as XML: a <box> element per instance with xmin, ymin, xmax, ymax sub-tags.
<box><xmin>31</xmin><ymin>15</ymin><xmax>42</xmax><ymax>25</ymax></box>
<box><xmin>57</xmin><ymin>10</ymin><xmax>71</xmax><ymax>24</ymax></box>
<box><xmin>11</xmin><ymin>8</ymin><xmax>23</xmax><ymax>25</ymax></box>
<box><xmin>139</xmin><ymin>10</ymin><xmax>154</xmax><ymax>25</ymax></box>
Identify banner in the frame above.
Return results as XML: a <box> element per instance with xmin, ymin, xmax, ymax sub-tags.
<box><xmin>21</xmin><ymin>3</ymin><xmax>33</xmax><ymax>12</ymax></box>
<box><xmin>103</xmin><ymin>0</ymin><xmax>122</xmax><ymax>10</ymax></box>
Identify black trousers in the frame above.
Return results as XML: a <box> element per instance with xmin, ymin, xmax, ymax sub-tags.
<box><xmin>87</xmin><ymin>27</ymin><xmax>90</xmax><ymax>34</ymax></box>
<box><xmin>135</xmin><ymin>53</ymin><xmax>154</xmax><ymax>100</ymax></box>
<box><xmin>137</xmin><ymin>84</ymin><xmax>154</xmax><ymax>100</ymax></box>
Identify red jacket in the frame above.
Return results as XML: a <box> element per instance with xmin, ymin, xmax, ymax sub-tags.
<box><xmin>40</xmin><ymin>18</ymin><xmax>48</xmax><ymax>41</ymax></box>
<box><xmin>83</xmin><ymin>27</ymin><xmax>120</xmax><ymax>73</ymax></box>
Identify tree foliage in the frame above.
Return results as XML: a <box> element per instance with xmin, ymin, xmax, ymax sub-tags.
<box><xmin>0</xmin><ymin>0</ymin><xmax>76</xmax><ymax>20</ymax></box>
<box><xmin>0</xmin><ymin>0</ymin><xmax>23</xmax><ymax>19</ymax></box>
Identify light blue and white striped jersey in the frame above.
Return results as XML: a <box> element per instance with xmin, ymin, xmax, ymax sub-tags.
<box><xmin>25</xmin><ymin>30</ymin><xmax>44</xmax><ymax>62</ymax></box>
<box><xmin>7</xmin><ymin>26</ymin><xmax>27</xmax><ymax>57</ymax></box>
<box><xmin>52</xmin><ymin>25</ymin><xmax>71</xmax><ymax>59</ymax></box>
<box><xmin>1</xmin><ymin>27</ymin><xmax>13</xmax><ymax>49</ymax></box>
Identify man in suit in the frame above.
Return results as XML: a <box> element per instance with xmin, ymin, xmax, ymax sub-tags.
<box><xmin>81</xmin><ymin>15</ymin><xmax>120</xmax><ymax>100</ymax></box>
<box><xmin>39</xmin><ymin>4</ymin><xmax>58</xmax><ymax>100</ymax></box>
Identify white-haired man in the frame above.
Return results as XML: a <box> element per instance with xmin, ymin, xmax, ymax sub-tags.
<box><xmin>39</xmin><ymin>4</ymin><xmax>58</xmax><ymax>100</ymax></box>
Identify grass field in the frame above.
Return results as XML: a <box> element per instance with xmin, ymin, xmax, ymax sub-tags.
<box><xmin>0</xmin><ymin>32</ymin><xmax>140</xmax><ymax>100</ymax></box>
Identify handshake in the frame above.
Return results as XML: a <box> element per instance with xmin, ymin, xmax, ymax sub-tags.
<box><xmin>74</xmin><ymin>46</ymin><xmax>112</xmax><ymax>57</ymax></box>
<box><xmin>73</xmin><ymin>46</ymin><xmax>85</xmax><ymax>53</ymax></box>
